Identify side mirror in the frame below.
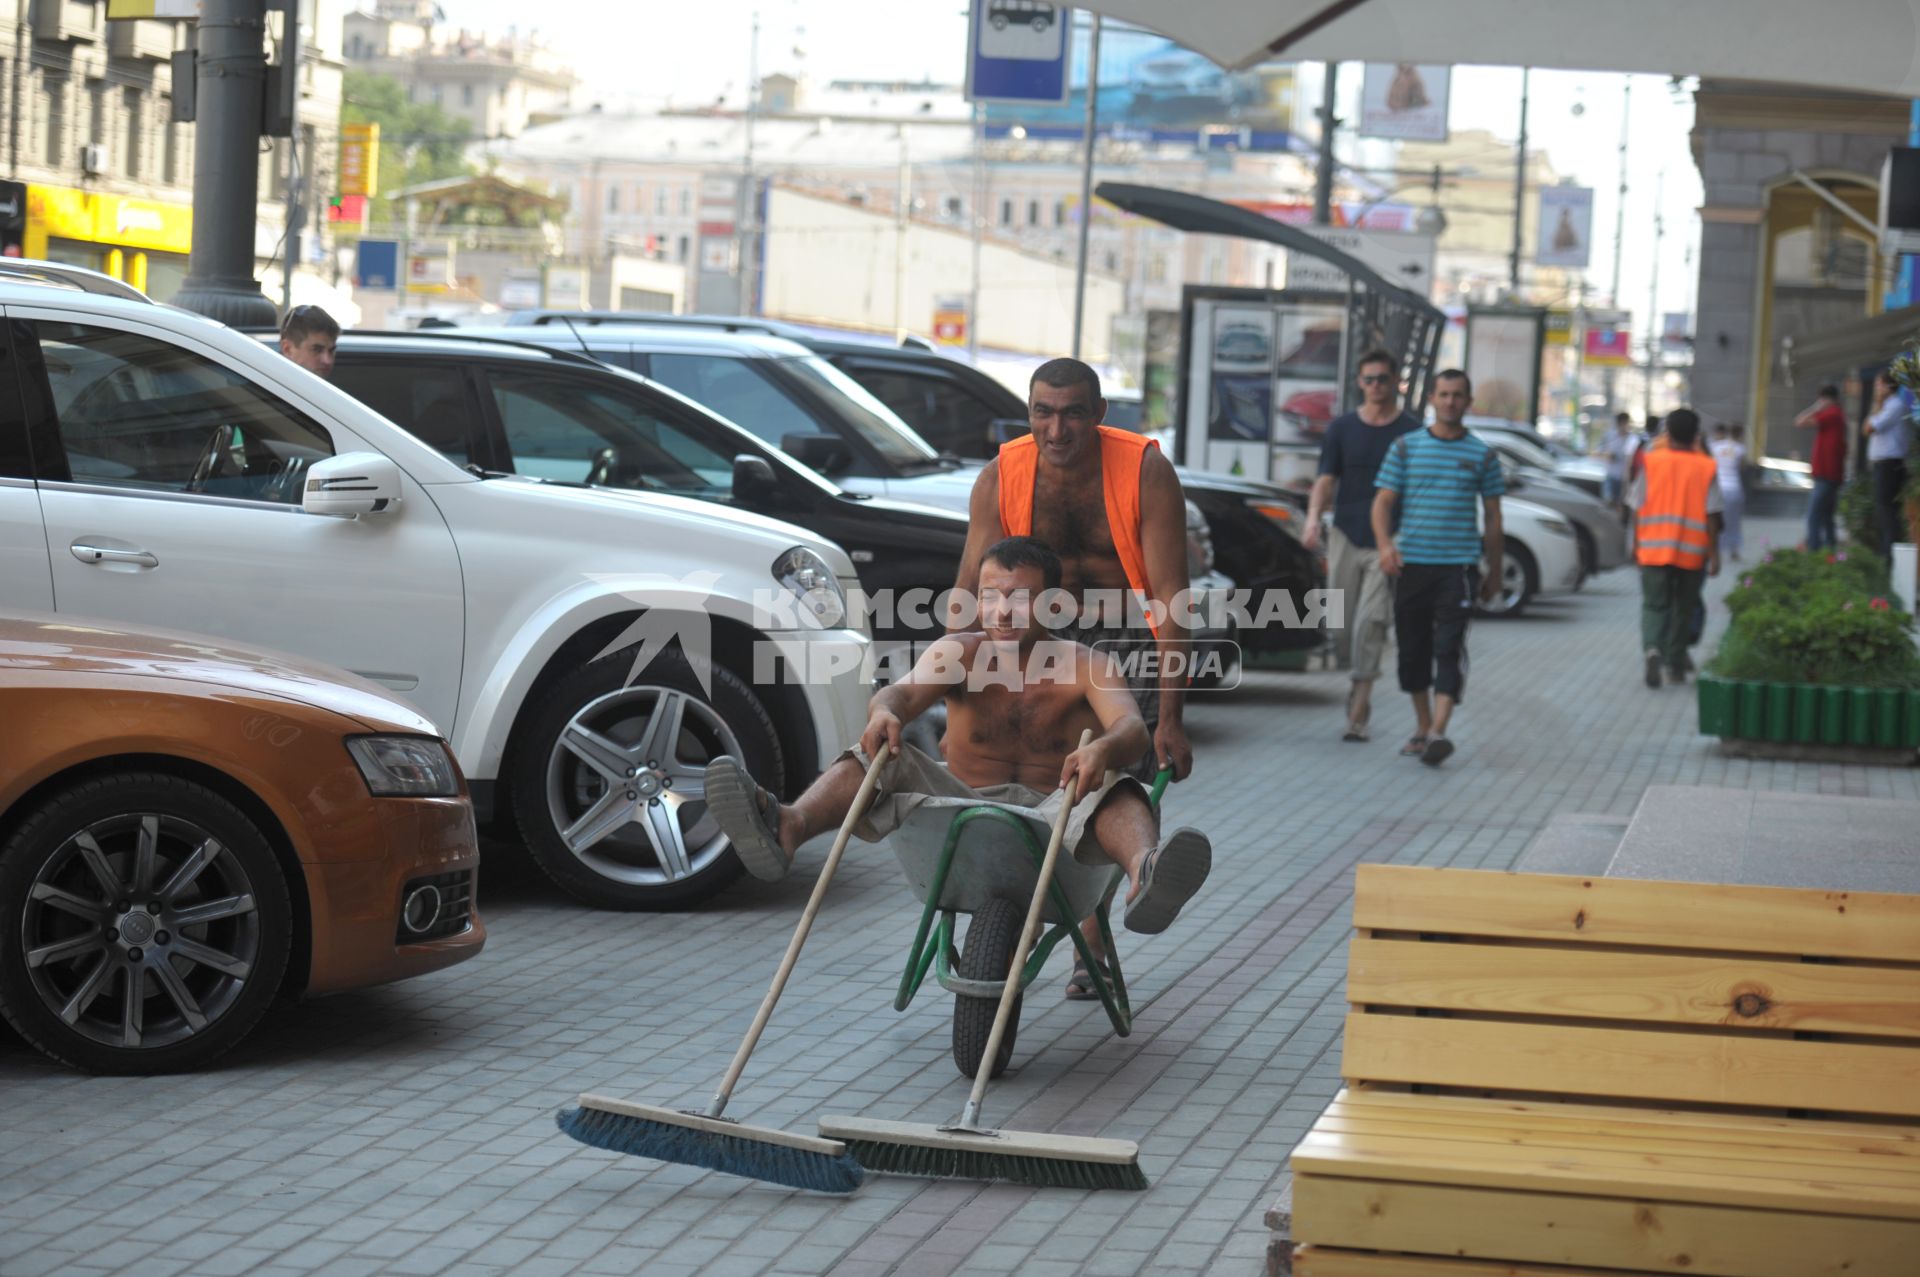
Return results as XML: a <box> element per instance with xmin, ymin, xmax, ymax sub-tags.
<box><xmin>732</xmin><ymin>453</ymin><xmax>779</xmax><ymax>503</ymax></box>
<box><xmin>302</xmin><ymin>451</ymin><xmax>404</xmax><ymax>517</ymax></box>
<box><xmin>988</xmin><ymin>417</ymin><xmax>1030</xmax><ymax>446</ymax></box>
<box><xmin>782</xmin><ymin>432</ymin><xmax>854</xmax><ymax>476</ymax></box>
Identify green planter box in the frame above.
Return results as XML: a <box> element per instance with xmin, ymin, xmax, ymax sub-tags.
<box><xmin>1695</xmin><ymin>676</ymin><xmax>1920</xmax><ymax>748</ymax></box>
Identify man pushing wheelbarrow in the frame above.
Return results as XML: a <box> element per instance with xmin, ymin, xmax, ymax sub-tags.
<box><xmin>707</xmin><ymin>535</ymin><xmax>1213</xmax><ymax>940</ymax></box>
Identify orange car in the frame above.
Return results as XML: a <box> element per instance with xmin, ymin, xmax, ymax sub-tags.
<box><xmin>0</xmin><ymin>615</ymin><xmax>484</xmax><ymax>1073</ymax></box>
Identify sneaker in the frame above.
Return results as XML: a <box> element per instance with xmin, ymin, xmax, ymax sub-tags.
<box><xmin>1644</xmin><ymin>648</ymin><xmax>1662</xmax><ymax>689</ymax></box>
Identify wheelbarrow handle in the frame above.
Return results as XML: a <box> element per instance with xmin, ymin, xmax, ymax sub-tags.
<box><xmin>1148</xmin><ymin>767</ymin><xmax>1172</xmax><ymax>808</ymax></box>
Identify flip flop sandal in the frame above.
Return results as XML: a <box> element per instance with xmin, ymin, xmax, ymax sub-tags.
<box><xmin>705</xmin><ymin>756</ymin><xmax>791</xmax><ymax>882</ymax></box>
<box><xmin>1123</xmin><ymin>827</ymin><xmax>1213</xmax><ymax>936</ymax></box>
<box><xmin>1399</xmin><ymin>735</ymin><xmax>1430</xmax><ymax>757</ymax></box>
<box><xmin>1063</xmin><ymin>956</ymin><xmax>1100</xmax><ymax>1001</ymax></box>
<box><xmin>1420</xmin><ymin>736</ymin><xmax>1455</xmax><ymax>767</ymax></box>
<box><xmin>1342</xmin><ymin>722</ymin><xmax>1371</xmax><ymax>742</ymax></box>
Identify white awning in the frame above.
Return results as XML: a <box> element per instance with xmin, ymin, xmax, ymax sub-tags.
<box><xmin>1071</xmin><ymin>0</ymin><xmax>1920</xmax><ymax>97</ymax></box>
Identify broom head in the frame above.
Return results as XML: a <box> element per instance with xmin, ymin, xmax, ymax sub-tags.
<box><xmin>818</xmin><ymin>1115</ymin><xmax>1147</xmax><ymax>1190</ymax></box>
<box><xmin>560</xmin><ymin>1093</ymin><xmax>863</xmax><ymax>1193</ymax></box>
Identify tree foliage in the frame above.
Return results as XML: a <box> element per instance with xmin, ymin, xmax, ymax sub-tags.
<box><xmin>340</xmin><ymin>70</ymin><xmax>475</xmax><ymax>225</ymax></box>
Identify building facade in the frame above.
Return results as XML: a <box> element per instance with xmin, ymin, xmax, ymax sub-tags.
<box><xmin>344</xmin><ymin>1</ymin><xmax>575</xmax><ymax>140</ymax></box>
<box><xmin>1</xmin><ymin>0</ymin><xmax>344</xmax><ymax>306</ymax></box>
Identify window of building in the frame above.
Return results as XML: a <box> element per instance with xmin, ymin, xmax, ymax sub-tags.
<box><xmin>1027</xmin><ymin>199</ymin><xmax>1040</xmax><ymax>226</ymax></box>
<box><xmin>462</xmin><ymin>84</ymin><xmax>474</xmax><ymax>107</ymax></box>
<box><xmin>1054</xmin><ymin>201</ymin><xmax>1066</xmax><ymax>227</ymax></box>
<box><xmin>607</xmin><ymin>185</ymin><xmax>619</xmax><ymax>214</ymax></box>
<box><xmin>655</xmin><ymin>187</ymin><xmax>668</xmax><ymax>216</ymax></box>
<box><xmin>944</xmin><ymin>196</ymin><xmax>963</xmax><ymax>220</ymax></box>
<box><xmin>1104</xmin><ymin>250</ymin><xmax>1118</xmax><ymax>272</ymax></box>
<box><xmin>89</xmin><ymin>81</ymin><xmax>107</xmax><ymax>160</ymax></box>
<box><xmin>680</xmin><ymin>187</ymin><xmax>692</xmax><ymax>216</ymax></box>
<box><xmin>677</xmin><ymin>234</ymin><xmax>690</xmax><ymax>262</ymax></box>
<box><xmin>44</xmin><ymin>74</ymin><xmax>67</xmax><ymax>167</ymax></box>
<box><xmin>998</xmin><ymin>198</ymin><xmax>1012</xmax><ymax>226</ymax></box>
<box><xmin>122</xmin><ymin>88</ymin><xmax>143</xmax><ymax>179</ymax></box>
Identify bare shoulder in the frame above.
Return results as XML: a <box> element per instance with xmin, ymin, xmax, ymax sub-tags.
<box><xmin>1138</xmin><ymin>443</ymin><xmax>1184</xmax><ymax>508</ymax></box>
<box><xmin>971</xmin><ymin>457</ymin><xmax>1001</xmax><ymax>499</ymax></box>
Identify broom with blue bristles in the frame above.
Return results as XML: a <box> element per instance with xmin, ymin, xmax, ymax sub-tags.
<box><xmin>556</xmin><ymin>747</ymin><xmax>891</xmax><ymax>1192</ymax></box>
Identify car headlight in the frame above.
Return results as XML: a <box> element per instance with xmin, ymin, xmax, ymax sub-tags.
<box><xmin>1537</xmin><ymin>516</ymin><xmax>1575</xmax><ymax>536</ymax></box>
<box><xmin>346</xmin><ymin>736</ymin><xmax>460</xmax><ymax>798</ymax></box>
<box><xmin>773</xmin><ymin>545</ymin><xmax>848</xmax><ymax>628</ymax></box>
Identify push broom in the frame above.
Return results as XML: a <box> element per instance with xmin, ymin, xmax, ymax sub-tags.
<box><xmin>819</xmin><ymin>730</ymin><xmax>1148</xmax><ymax>1190</ymax></box>
<box><xmin>556</xmin><ymin>746</ymin><xmax>892</xmax><ymax>1192</ymax></box>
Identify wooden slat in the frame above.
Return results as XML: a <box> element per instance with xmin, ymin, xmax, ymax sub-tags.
<box><xmin>1353</xmin><ymin>864</ymin><xmax>1920</xmax><ymax>962</ymax></box>
<box><xmin>1291</xmin><ymin>1126</ymin><xmax>1920</xmax><ymax>1219</ymax></box>
<box><xmin>1294</xmin><ymin>1248</ymin><xmax>1696</xmax><ymax>1277</ymax></box>
<box><xmin>1326</xmin><ymin>1087</ymin><xmax>1920</xmax><ymax>1153</ymax></box>
<box><xmin>1346</xmin><ymin>936</ymin><xmax>1920</xmax><ymax>1038</ymax></box>
<box><xmin>1340</xmin><ymin>1013</ymin><xmax>1920</xmax><ymax>1118</ymax></box>
<box><xmin>1292</xmin><ymin>1173</ymin><xmax>1920</xmax><ymax>1277</ymax></box>
<box><xmin>1309</xmin><ymin>1100</ymin><xmax>1920</xmax><ymax>1175</ymax></box>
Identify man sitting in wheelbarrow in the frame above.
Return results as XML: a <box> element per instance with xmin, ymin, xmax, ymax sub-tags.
<box><xmin>707</xmin><ymin>536</ymin><xmax>1213</xmax><ymax>935</ymax></box>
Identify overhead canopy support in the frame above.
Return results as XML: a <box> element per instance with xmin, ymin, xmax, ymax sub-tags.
<box><xmin>1066</xmin><ymin>0</ymin><xmax>1920</xmax><ymax>98</ymax></box>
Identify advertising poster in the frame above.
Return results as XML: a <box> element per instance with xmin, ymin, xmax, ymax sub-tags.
<box><xmin>1358</xmin><ymin>63</ymin><xmax>1451</xmax><ymax>142</ymax></box>
<box><xmin>1584</xmin><ymin>324</ymin><xmax>1632</xmax><ymax>366</ymax></box>
<box><xmin>1464</xmin><ymin>311</ymin><xmax>1541</xmax><ymax>423</ymax></box>
<box><xmin>1207</xmin><ymin>308</ymin><xmax>1275</xmax><ymax>442</ymax></box>
<box><xmin>1536</xmin><ymin>186</ymin><xmax>1594</xmax><ymax>269</ymax></box>
<box><xmin>986</xmin><ymin>25</ymin><xmax>1295</xmax><ymax>149</ymax></box>
<box><xmin>1271</xmin><ymin>305</ymin><xmax>1345</xmax><ymax>443</ymax></box>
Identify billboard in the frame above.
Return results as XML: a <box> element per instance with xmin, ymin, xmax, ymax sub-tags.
<box><xmin>1358</xmin><ymin>63</ymin><xmax>1451</xmax><ymax>142</ymax></box>
<box><xmin>1536</xmin><ymin>186</ymin><xmax>1594</xmax><ymax>269</ymax></box>
<box><xmin>985</xmin><ymin>24</ymin><xmax>1295</xmax><ymax>150</ymax></box>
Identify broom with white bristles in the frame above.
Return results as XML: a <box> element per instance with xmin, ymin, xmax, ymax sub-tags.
<box><xmin>556</xmin><ymin>746</ymin><xmax>892</xmax><ymax>1192</ymax></box>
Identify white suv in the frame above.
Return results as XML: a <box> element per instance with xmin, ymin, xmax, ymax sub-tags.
<box><xmin>0</xmin><ymin>264</ymin><xmax>870</xmax><ymax>909</ymax></box>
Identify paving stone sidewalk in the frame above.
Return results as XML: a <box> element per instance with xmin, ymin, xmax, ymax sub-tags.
<box><xmin>3</xmin><ymin>516</ymin><xmax>1914</xmax><ymax>1277</ymax></box>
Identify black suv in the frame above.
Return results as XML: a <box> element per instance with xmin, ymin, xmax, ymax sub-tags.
<box><xmin>308</xmin><ymin>332</ymin><xmax>969</xmax><ymax>655</ymax></box>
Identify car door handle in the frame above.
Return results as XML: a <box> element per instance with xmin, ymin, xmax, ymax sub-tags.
<box><xmin>71</xmin><ymin>543</ymin><xmax>159</xmax><ymax>568</ymax></box>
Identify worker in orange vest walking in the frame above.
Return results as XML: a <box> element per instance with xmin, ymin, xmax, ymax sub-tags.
<box><xmin>1627</xmin><ymin>408</ymin><xmax>1723</xmax><ymax>688</ymax></box>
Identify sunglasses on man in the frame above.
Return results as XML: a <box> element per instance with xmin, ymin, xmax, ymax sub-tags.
<box><xmin>1359</xmin><ymin>373</ymin><xmax>1397</xmax><ymax>386</ymax></box>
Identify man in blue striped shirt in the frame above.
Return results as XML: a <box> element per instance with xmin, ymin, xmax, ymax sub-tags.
<box><xmin>1370</xmin><ymin>370</ymin><xmax>1505</xmax><ymax>766</ymax></box>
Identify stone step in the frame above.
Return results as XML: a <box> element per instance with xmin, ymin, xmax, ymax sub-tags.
<box><xmin>1609</xmin><ymin>784</ymin><xmax>1920</xmax><ymax>893</ymax></box>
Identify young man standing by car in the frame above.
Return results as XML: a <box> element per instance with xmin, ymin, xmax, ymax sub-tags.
<box><xmin>1628</xmin><ymin>409</ymin><xmax>1723</xmax><ymax>687</ymax></box>
<box><xmin>1593</xmin><ymin>412</ymin><xmax>1638</xmax><ymax>512</ymax></box>
<box><xmin>1304</xmin><ymin>348</ymin><xmax>1418</xmax><ymax>742</ymax></box>
<box><xmin>1370</xmin><ymin>370</ymin><xmax>1504</xmax><ymax>767</ymax></box>
<box><xmin>1794</xmin><ymin>384</ymin><xmax>1848</xmax><ymax>551</ymax></box>
<box><xmin>278</xmin><ymin>305</ymin><xmax>340</xmax><ymax>380</ymax></box>
<box><xmin>1864</xmin><ymin>368</ymin><xmax>1912</xmax><ymax>560</ymax></box>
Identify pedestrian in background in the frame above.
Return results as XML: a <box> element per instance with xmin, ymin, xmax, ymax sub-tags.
<box><xmin>279</xmin><ymin>305</ymin><xmax>340</xmax><ymax>380</ymax></box>
<box><xmin>1630</xmin><ymin>409</ymin><xmax>1723</xmax><ymax>688</ymax></box>
<box><xmin>1593</xmin><ymin>412</ymin><xmax>1637</xmax><ymax>510</ymax></box>
<box><xmin>1864</xmin><ymin>368</ymin><xmax>1912</xmax><ymax>560</ymax></box>
<box><xmin>1709</xmin><ymin>422</ymin><xmax>1747</xmax><ymax>561</ymax></box>
<box><xmin>1371</xmin><ymin>369</ymin><xmax>1504</xmax><ymax>767</ymax></box>
<box><xmin>1304</xmin><ymin>349</ymin><xmax>1419</xmax><ymax>742</ymax></box>
<box><xmin>1793</xmin><ymin>384</ymin><xmax>1847</xmax><ymax>550</ymax></box>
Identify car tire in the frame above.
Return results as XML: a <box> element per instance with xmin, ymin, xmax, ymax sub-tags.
<box><xmin>1572</xmin><ymin>525</ymin><xmax>1597</xmax><ymax>586</ymax></box>
<box><xmin>511</xmin><ymin>647</ymin><xmax>782</xmax><ymax>910</ymax></box>
<box><xmin>951</xmin><ymin>894</ymin><xmax>1023</xmax><ymax>1080</ymax></box>
<box><xmin>1476</xmin><ymin>538</ymin><xmax>1537</xmax><ymax>619</ymax></box>
<box><xmin>0</xmin><ymin>773</ymin><xmax>293</xmax><ymax>1075</ymax></box>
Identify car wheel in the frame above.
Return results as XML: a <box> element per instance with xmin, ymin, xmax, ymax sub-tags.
<box><xmin>511</xmin><ymin>648</ymin><xmax>782</xmax><ymax>910</ymax></box>
<box><xmin>0</xmin><ymin>773</ymin><xmax>292</xmax><ymax>1075</ymax></box>
<box><xmin>1476</xmin><ymin>538</ymin><xmax>1537</xmax><ymax>618</ymax></box>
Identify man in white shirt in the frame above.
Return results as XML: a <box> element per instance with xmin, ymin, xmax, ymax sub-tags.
<box><xmin>1708</xmin><ymin>423</ymin><xmax>1747</xmax><ymax>561</ymax></box>
<box><xmin>1592</xmin><ymin>412</ymin><xmax>1638</xmax><ymax>511</ymax></box>
<box><xmin>1864</xmin><ymin>370</ymin><xmax>1912</xmax><ymax>559</ymax></box>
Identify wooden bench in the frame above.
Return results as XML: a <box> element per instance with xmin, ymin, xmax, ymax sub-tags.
<box><xmin>1287</xmin><ymin>864</ymin><xmax>1920</xmax><ymax>1277</ymax></box>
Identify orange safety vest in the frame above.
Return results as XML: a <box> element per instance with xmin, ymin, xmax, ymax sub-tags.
<box><xmin>1635</xmin><ymin>443</ymin><xmax>1718</xmax><ymax>570</ymax></box>
<box><xmin>997</xmin><ymin>425</ymin><xmax>1158</xmax><ymax>634</ymax></box>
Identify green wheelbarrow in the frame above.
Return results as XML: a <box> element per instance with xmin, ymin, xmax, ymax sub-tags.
<box><xmin>886</xmin><ymin>768</ymin><xmax>1171</xmax><ymax>1080</ymax></box>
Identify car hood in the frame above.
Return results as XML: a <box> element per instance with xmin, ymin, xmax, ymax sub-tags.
<box><xmin>0</xmin><ymin>614</ymin><xmax>440</xmax><ymax>735</ymax></box>
<box><xmin>469</xmin><ymin>474</ymin><xmax>861</xmax><ymax>576</ymax></box>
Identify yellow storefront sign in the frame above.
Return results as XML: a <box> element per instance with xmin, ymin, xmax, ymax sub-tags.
<box><xmin>25</xmin><ymin>184</ymin><xmax>192</xmax><ymax>257</ymax></box>
<box><xmin>340</xmin><ymin>122</ymin><xmax>380</xmax><ymax>199</ymax></box>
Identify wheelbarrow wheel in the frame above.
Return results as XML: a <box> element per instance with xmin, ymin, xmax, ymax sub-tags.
<box><xmin>952</xmin><ymin>895</ymin><xmax>1023</xmax><ymax>1080</ymax></box>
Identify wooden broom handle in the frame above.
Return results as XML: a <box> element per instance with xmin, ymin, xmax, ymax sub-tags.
<box><xmin>961</xmin><ymin>728</ymin><xmax>1094</xmax><ymax>1127</ymax></box>
<box><xmin>709</xmin><ymin>743</ymin><xmax>891</xmax><ymax>1117</ymax></box>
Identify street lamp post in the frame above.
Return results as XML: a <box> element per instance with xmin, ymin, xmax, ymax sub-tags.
<box><xmin>173</xmin><ymin>0</ymin><xmax>277</xmax><ymax>326</ymax></box>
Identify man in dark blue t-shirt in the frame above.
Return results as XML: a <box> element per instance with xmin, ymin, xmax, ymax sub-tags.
<box><xmin>1304</xmin><ymin>348</ymin><xmax>1419</xmax><ymax>742</ymax></box>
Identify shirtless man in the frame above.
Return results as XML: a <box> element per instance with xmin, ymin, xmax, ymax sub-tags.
<box><xmin>705</xmin><ymin>536</ymin><xmax>1212</xmax><ymax>933</ymax></box>
<box><xmin>955</xmin><ymin>358</ymin><xmax>1195</xmax><ymax>994</ymax></box>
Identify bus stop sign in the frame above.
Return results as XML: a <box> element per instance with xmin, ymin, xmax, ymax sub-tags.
<box><xmin>965</xmin><ymin>3</ymin><xmax>1072</xmax><ymax>105</ymax></box>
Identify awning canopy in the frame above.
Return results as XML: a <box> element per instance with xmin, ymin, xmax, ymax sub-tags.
<box><xmin>1071</xmin><ymin>0</ymin><xmax>1920</xmax><ymax>97</ymax></box>
<box><xmin>1778</xmin><ymin>306</ymin><xmax>1920</xmax><ymax>386</ymax></box>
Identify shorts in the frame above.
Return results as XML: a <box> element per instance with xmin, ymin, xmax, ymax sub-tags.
<box><xmin>841</xmin><ymin>744</ymin><xmax>1152</xmax><ymax>868</ymax></box>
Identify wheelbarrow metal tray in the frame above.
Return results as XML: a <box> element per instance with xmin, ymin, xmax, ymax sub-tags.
<box><xmin>883</xmin><ymin>796</ymin><xmax>1111</xmax><ymax>925</ymax></box>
